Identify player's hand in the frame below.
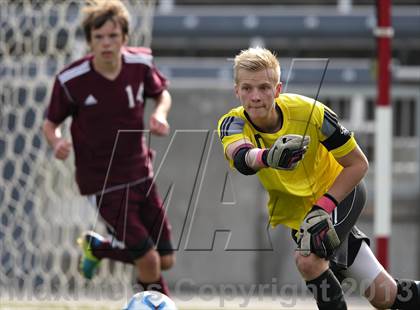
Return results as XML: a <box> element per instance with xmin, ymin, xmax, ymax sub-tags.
<box><xmin>297</xmin><ymin>206</ymin><xmax>340</xmax><ymax>258</ymax></box>
<box><xmin>149</xmin><ymin>113</ymin><xmax>170</xmax><ymax>136</ymax></box>
<box><xmin>53</xmin><ymin>139</ymin><xmax>72</xmax><ymax>160</ymax></box>
<box><xmin>266</xmin><ymin>134</ymin><xmax>310</xmax><ymax>170</ymax></box>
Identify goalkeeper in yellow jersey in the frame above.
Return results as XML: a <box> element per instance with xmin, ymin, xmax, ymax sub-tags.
<box><xmin>217</xmin><ymin>47</ymin><xmax>420</xmax><ymax>310</ymax></box>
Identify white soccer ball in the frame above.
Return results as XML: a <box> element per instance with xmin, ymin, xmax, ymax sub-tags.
<box><xmin>123</xmin><ymin>291</ymin><xmax>178</xmax><ymax>310</ymax></box>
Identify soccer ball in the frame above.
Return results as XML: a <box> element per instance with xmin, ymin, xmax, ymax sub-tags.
<box><xmin>123</xmin><ymin>291</ymin><xmax>178</xmax><ymax>310</ymax></box>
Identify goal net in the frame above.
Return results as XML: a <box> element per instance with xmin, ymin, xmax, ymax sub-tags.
<box><xmin>0</xmin><ymin>0</ymin><xmax>156</xmax><ymax>304</ymax></box>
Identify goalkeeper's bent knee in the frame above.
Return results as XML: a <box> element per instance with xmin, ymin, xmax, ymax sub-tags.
<box><xmin>391</xmin><ymin>279</ymin><xmax>420</xmax><ymax>309</ymax></box>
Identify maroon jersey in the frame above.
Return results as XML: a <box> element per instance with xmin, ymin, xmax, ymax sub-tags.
<box><xmin>47</xmin><ymin>47</ymin><xmax>168</xmax><ymax>195</ymax></box>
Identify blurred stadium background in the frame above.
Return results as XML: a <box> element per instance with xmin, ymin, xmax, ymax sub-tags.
<box><xmin>1</xmin><ymin>0</ymin><xmax>419</xmax><ymax>309</ymax></box>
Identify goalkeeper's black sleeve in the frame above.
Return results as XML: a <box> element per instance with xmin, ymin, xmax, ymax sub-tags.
<box><xmin>233</xmin><ymin>147</ymin><xmax>257</xmax><ymax>175</ymax></box>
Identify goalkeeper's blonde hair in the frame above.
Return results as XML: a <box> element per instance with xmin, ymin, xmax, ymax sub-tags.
<box><xmin>234</xmin><ymin>47</ymin><xmax>281</xmax><ymax>84</ymax></box>
<box><xmin>82</xmin><ymin>0</ymin><xmax>130</xmax><ymax>42</ymax></box>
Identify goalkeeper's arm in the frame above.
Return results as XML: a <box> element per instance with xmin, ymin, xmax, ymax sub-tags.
<box><xmin>298</xmin><ymin>146</ymin><xmax>369</xmax><ymax>258</ymax></box>
<box><xmin>225</xmin><ymin>134</ymin><xmax>310</xmax><ymax>175</ymax></box>
<box><xmin>324</xmin><ymin>145</ymin><xmax>369</xmax><ymax>203</ymax></box>
<box><xmin>225</xmin><ymin>140</ymin><xmax>266</xmax><ymax>175</ymax></box>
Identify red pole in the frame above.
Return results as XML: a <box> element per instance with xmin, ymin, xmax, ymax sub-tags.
<box><xmin>376</xmin><ymin>0</ymin><xmax>392</xmax><ymax>107</ymax></box>
<box><xmin>374</xmin><ymin>0</ymin><xmax>393</xmax><ymax>270</ymax></box>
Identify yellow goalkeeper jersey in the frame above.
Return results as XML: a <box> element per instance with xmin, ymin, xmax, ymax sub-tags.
<box><xmin>217</xmin><ymin>93</ymin><xmax>358</xmax><ymax>230</ymax></box>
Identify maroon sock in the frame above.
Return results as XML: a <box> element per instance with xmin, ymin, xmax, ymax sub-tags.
<box><xmin>92</xmin><ymin>240</ymin><xmax>134</xmax><ymax>264</ymax></box>
<box><xmin>136</xmin><ymin>276</ymin><xmax>170</xmax><ymax>296</ymax></box>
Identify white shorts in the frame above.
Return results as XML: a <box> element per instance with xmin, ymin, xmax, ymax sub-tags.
<box><xmin>340</xmin><ymin>241</ymin><xmax>385</xmax><ymax>295</ymax></box>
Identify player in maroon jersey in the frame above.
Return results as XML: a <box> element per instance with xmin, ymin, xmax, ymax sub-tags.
<box><xmin>43</xmin><ymin>0</ymin><xmax>174</xmax><ymax>295</ymax></box>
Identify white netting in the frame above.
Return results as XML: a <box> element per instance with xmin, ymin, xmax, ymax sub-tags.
<box><xmin>0</xmin><ymin>0</ymin><xmax>156</xmax><ymax>303</ymax></box>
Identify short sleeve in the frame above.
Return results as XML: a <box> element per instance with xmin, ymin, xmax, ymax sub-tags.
<box><xmin>319</xmin><ymin>105</ymin><xmax>357</xmax><ymax>158</ymax></box>
<box><xmin>46</xmin><ymin>78</ymin><xmax>73</xmax><ymax>124</ymax></box>
<box><xmin>217</xmin><ymin>114</ymin><xmax>253</xmax><ymax>160</ymax></box>
<box><xmin>143</xmin><ymin>63</ymin><xmax>168</xmax><ymax>98</ymax></box>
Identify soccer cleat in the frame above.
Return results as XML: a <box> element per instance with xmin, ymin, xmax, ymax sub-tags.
<box><xmin>77</xmin><ymin>231</ymin><xmax>104</xmax><ymax>280</ymax></box>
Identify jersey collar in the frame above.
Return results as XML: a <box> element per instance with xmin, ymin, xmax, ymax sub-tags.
<box><xmin>243</xmin><ymin>104</ymin><xmax>283</xmax><ymax>134</ymax></box>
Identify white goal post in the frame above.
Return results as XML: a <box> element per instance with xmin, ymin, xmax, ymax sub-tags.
<box><xmin>0</xmin><ymin>0</ymin><xmax>156</xmax><ymax>303</ymax></box>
